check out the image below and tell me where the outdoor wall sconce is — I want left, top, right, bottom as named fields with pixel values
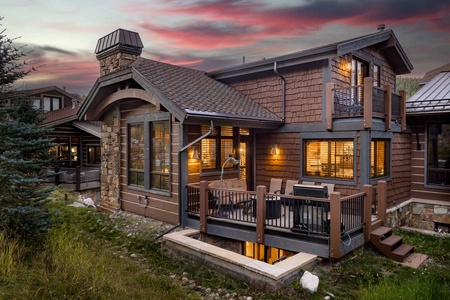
left=190, top=146, right=200, bottom=160
left=271, top=144, right=279, bottom=156
left=345, top=62, right=352, bottom=71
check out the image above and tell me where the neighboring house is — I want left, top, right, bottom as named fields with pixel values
left=406, top=68, right=450, bottom=202
left=79, top=27, right=415, bottom=260
left=22, top=86, right=101, bottom=192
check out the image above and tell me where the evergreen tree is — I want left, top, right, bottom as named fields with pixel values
left=396, top=76, right=421, bottom=99
left=0, top=17, right=54, bottom=243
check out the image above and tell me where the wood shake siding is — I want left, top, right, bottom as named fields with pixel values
left=255, top=132, right=300, bottom=187
left=229, top=62, right=324, bottom=124
left=387, top=133, right=412, bottom=207
left=113, top=100, right=179, bottom=224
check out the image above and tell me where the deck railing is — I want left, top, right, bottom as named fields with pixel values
left=186, top=181, right=388, bottom=258
left=326, top=77, right=406, bottom=131
left=42, top=165, right=101, bottom=191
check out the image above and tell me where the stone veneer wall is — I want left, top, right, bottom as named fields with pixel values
left=98, top=52, right=140, bottom=76
left=386, top=200, right=450, bottom=233
left=100, top=105, right=121, bottom=209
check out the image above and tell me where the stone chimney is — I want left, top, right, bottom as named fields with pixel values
left=95, top=28, right=144, bottom=76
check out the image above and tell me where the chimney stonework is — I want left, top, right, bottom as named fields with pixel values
left=95, top=28, right=143, bottom=77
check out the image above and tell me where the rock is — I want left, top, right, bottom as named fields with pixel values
left=83, top=197, right=96, bottom=208
left=300, top=270, right=319, bottom=293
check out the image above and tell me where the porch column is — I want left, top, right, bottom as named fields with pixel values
left=384, top=84, right=392, bottom=131
left=362, top=184, right=373, bottom=242
left=363, top=77, right=373, bottom=129
left=199, top=181, right=208, bottom=233
left=329, top=192, right=341, bottom=259
left=377, top=181, right=387, bottom=224
left=326, top=82, right=334, bottom=131
left=255, top=185, right=266, bottom=244
left=399, top=90, right=407, bottom=131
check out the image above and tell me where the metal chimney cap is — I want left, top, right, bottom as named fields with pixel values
left=377, top=24, right=386, bottom=31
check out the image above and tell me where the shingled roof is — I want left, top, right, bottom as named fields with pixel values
left=406, top=71, right=450, bottom=116
left=132, top=58, right=280, bottom=123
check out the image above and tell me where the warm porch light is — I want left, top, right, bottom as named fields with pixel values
left=271, top=144, right=279, bottom=156
left=345, top=62, right=352, bottom=71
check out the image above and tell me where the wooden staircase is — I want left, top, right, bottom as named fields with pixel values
left=370, top=226, right=414, bottom=262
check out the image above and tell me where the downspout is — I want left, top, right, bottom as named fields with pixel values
left=155, top=120, right=214, bottom=240
left=273, top=61, right=286, bottom=122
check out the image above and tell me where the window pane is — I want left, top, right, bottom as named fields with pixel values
left=201, top=138, right=216, bottom=169
left=88, top=146, right=101, bottom=164
left=221, top=139, right=234, bottom=167
left=371, top=140, right=388, bottom=178
left=305, top=140, right=353, bottom=179
left=33, top=99, right=41, bottom=109
left=221, top=126, right=233, bottom=137
left=43, top=97, right=51, bottom=112
left=427, top=124, right=450, bottom=186
left=151, top=121, right=170, bottom=190
left=129, top=123, right=144, bottom=186
left=52, top=97, right=60, bottom=110
left=373, top=65, right=380, bottom=87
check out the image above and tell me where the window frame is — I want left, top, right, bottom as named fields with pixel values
left=301, top=132, right=357, bottom=185
left=200, top=125, right=239, bottom=174
left=126, top=112, right=171, bottom=194
left=370, top=139, right=390, bottom=179
left=42, top=95, right=62, bottom=112
left=425, top=122, right=450, bottom=189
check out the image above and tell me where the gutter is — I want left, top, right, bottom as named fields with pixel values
left=273, top=61, right=286, bottom=122
left=156, top=120, right=214, bottom=240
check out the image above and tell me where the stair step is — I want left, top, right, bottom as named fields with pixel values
left=391, top=244, right=414, bottom=262
left=380, top=235, right=403, bottom=252
left=371, top=226, right=392, bottom=238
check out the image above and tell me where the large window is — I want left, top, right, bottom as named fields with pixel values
left=87, top=146, right=101, bottom=164
left=371, top=139, right=389, bottom=178
left=351, top=57, right=369, bottom=103
left=201, top=125, right=237, bottom=171
left=43, top=96, right=62, bottom=112
left=304, top=140, right=354, bottom=180
left=128, top=118, right=170, bottom=191
left=427, top=123, right=450, bottom=187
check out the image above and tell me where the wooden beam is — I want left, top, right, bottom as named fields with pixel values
left=256, top=185, right=266, bottom=244
left=384, top=85, right=392, bottom=131
left=362, top=185, right=373, bottom=242
left=199, top=181, right=208, bottom=233
left=399, top=90, right=406, bottom=131
left=326, top=82, right=334, bottom=131
left=363, top=77, right=373, bottom=129
left=329, top=192, right=341, bottom=259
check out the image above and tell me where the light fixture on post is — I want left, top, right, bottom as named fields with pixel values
left=271, top=144, right=279, bottom=156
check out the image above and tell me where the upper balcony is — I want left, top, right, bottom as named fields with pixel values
left=325, top=77, right=406, bottom=131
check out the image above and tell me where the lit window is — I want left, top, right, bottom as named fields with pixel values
left=304, top=140, right=354, bottom=180
left=127, top=119, right=170, bottom=191
left=200, top=125, right=237, bottom=171
left=371, top=140, right=389, bottom=178
left=87, top=146, right=101, bottom=164
left=427, top=123, right=450, bottom=187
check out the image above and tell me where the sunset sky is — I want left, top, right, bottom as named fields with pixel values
left=2, top=0, right=450, bottom=96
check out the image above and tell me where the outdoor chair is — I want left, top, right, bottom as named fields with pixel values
left=268, top=178, right=283, bottom=194
left=280, top=179, right=298, bottom=207
left=301, top=181, right=316, bottom=185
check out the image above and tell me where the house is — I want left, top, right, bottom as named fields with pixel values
left=79, top=27, right=414, bottom=260
left=405, top=66, right=450, bottom=232
left=21, top=86, right=101, bottom=193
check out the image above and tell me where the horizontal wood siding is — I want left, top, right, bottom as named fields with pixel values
left=117, top=101, right=179, bottom=224
left=386, top=133, right=411, bottom=207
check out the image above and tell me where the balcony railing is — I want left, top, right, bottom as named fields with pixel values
left=326, top=77, right=406, bottom=131
left=186, top=181, right=387, bottom=259
left=42, top=165, right=101, bottom=191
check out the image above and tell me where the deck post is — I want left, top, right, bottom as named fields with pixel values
left=363, top=77, right=373, bottom=129
left=399, top=90, right=406, bottom=131
left=377, top=181, right=387, bottom=225
left=199, top=181, right=208, bottom=233
left=256, top=185, right=266, bottom=244
left=384, top=84, right=392, bottom=131
left=329, top=191, right=341, bottom=259
left=326, top=82, right=334, bottom=131
left=362, top=185, right=373, bottom=242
